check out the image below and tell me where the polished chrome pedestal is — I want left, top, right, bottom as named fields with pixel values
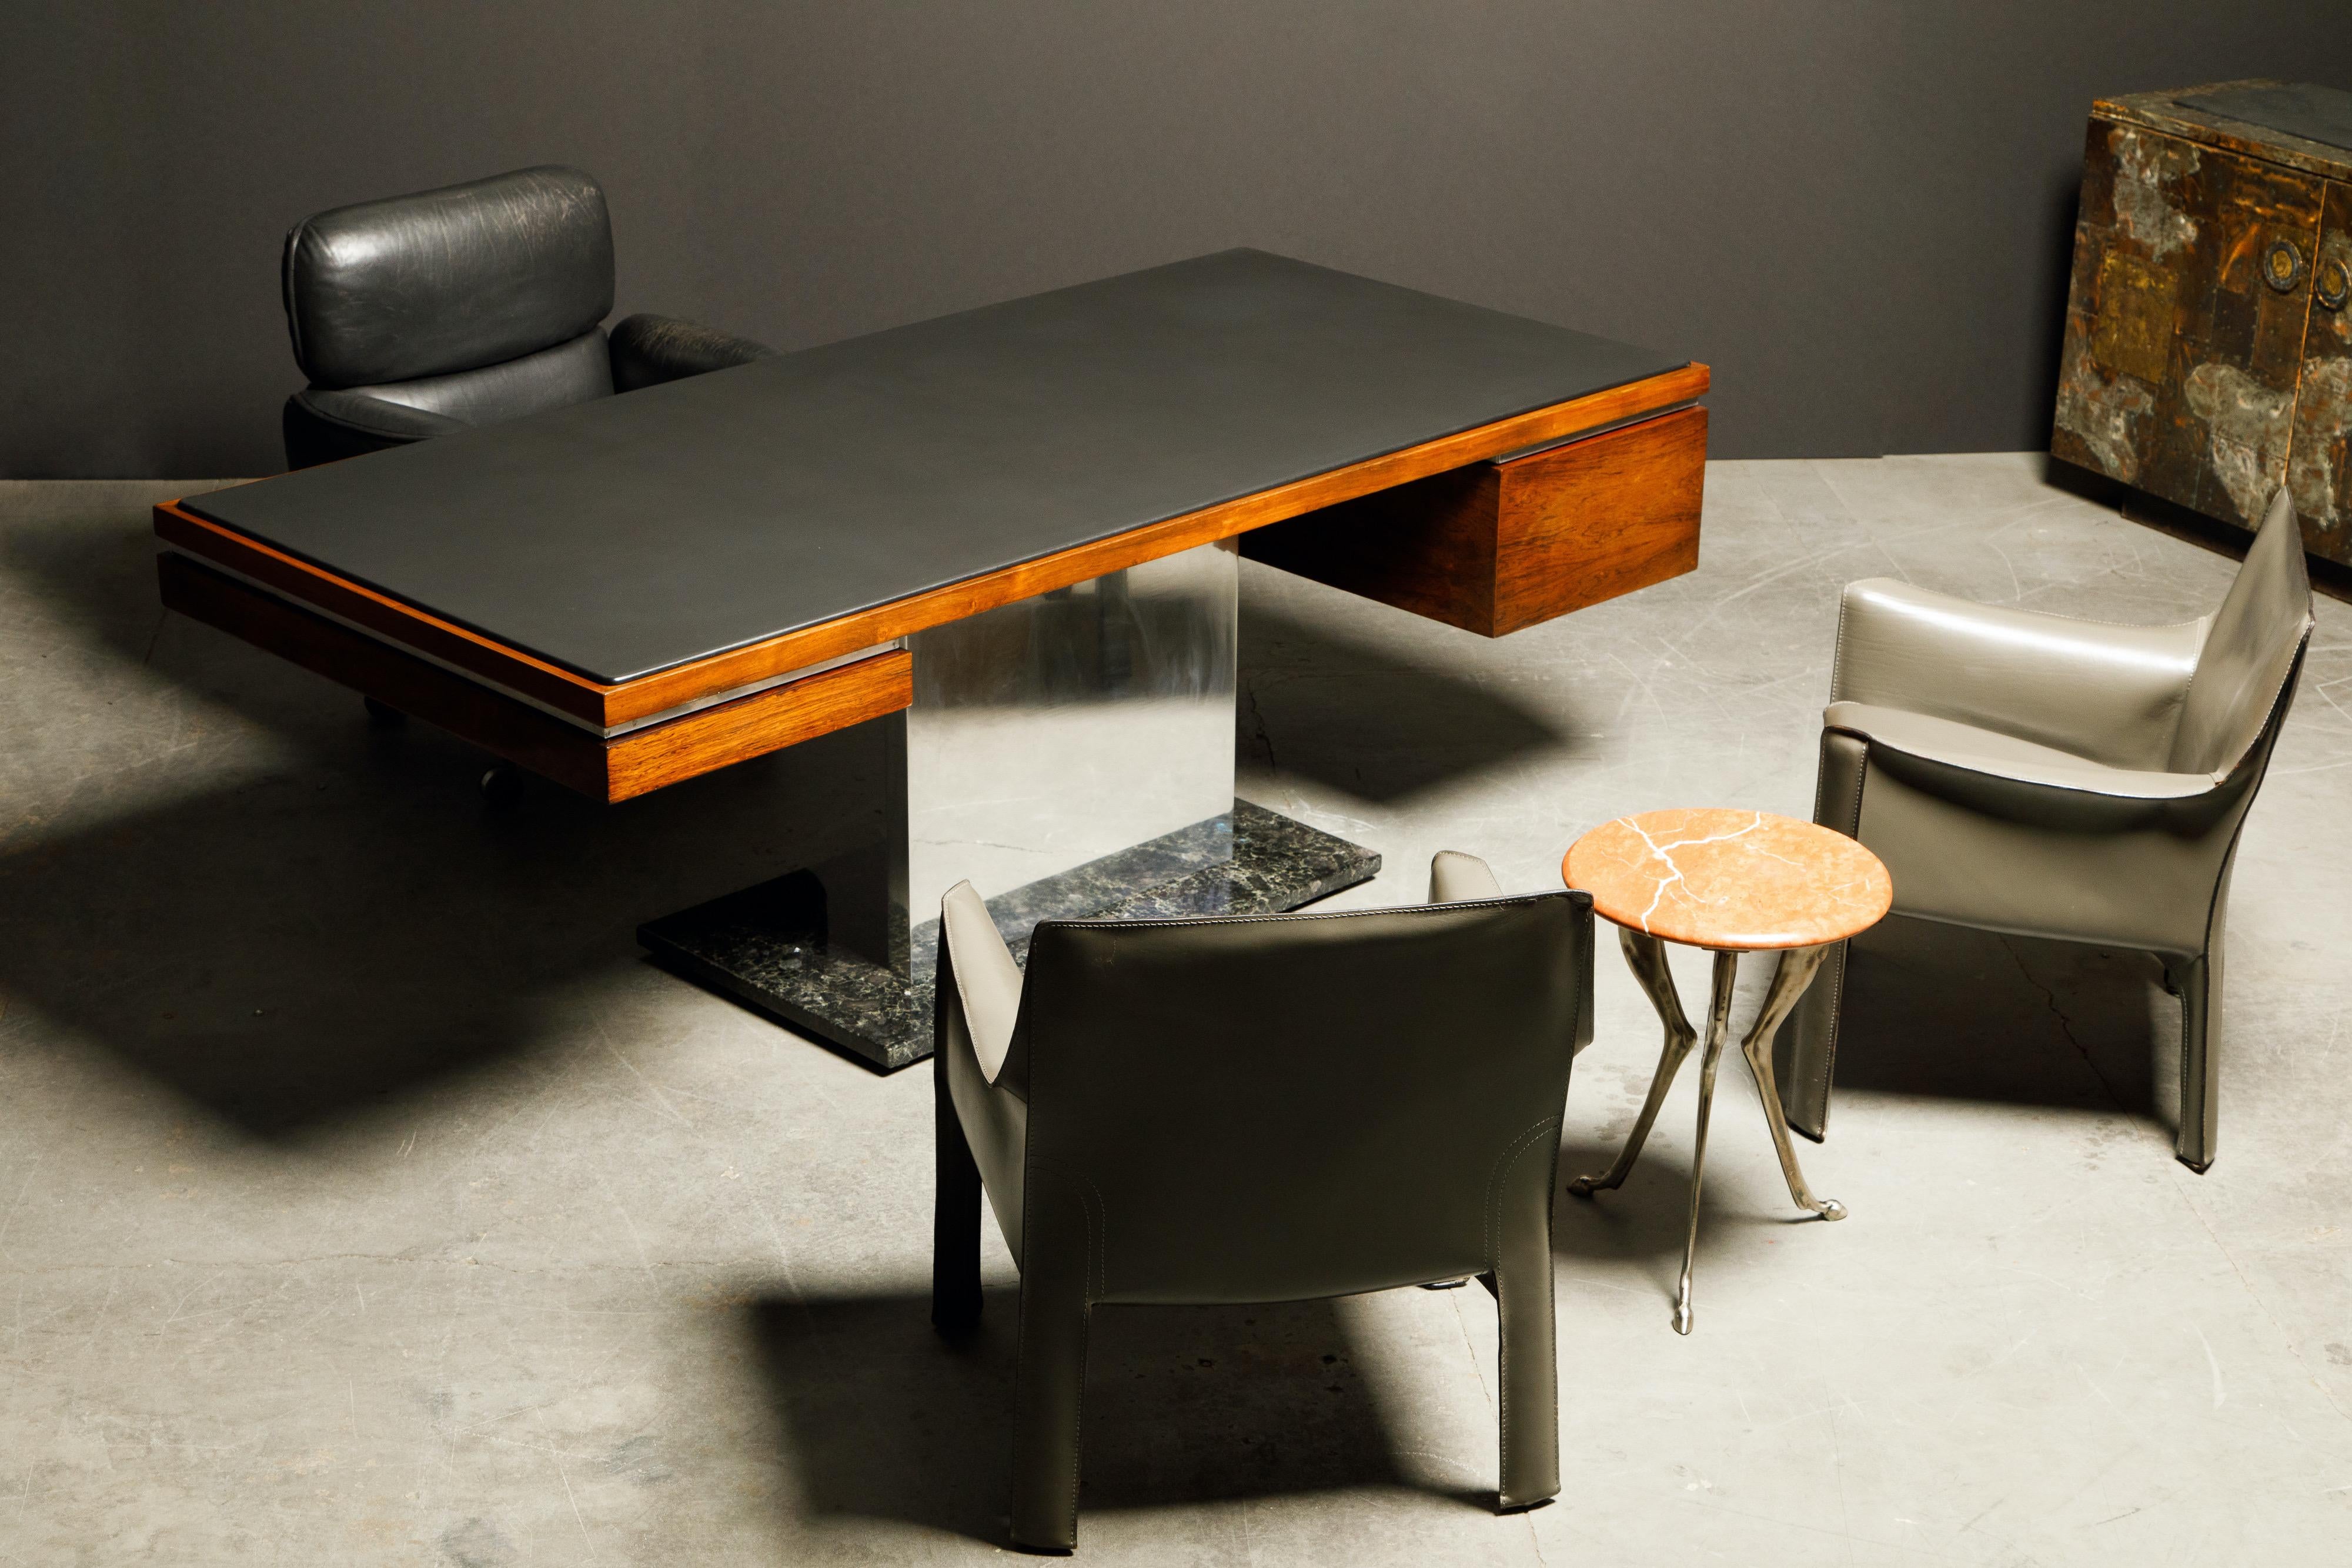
left=639, top=543, right=1381, bottom=1069
left=1571, top=932, right=1845, bottom=1334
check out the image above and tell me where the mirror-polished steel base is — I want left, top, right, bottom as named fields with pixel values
left=637, top=800, right=1379, bottom=1070
left=637, top=540, right=1392, bottom=1071
left=1571, top=932, right=1844, bottom=1335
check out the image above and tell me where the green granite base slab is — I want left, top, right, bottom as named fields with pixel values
left=637, top=800, right=1380, bottom=1071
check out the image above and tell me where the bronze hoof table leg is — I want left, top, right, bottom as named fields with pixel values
left=1573, top=932, right=1845, bottom=1335
left=1568, top=928, right=1696, bottom=1199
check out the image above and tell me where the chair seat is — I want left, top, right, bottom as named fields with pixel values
left=1824, top=701, right=2217, bottom=800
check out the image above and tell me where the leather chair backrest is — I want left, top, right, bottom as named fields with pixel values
left=282, top=165, right=616, bottom=389
left=2169, top=489, right=2315, bottom=777
left=1010, top=892, right=1592, bottom=1305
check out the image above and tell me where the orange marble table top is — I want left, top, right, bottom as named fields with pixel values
left=1562, top=808, right=1892, bottom=951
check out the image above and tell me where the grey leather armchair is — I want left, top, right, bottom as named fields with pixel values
left=1773, top=490, right=2313, bottom=1171
left=279, top=165, right=776, bottom=470
left=931, top=855, right=1593, bottom=1551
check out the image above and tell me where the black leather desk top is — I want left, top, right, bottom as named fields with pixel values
left=191, top=249, right=1688, bottom=684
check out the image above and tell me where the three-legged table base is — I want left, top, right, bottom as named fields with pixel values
left=1570, top=930, right=1845, bottom=1333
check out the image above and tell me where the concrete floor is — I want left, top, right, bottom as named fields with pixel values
left=3, top=455, right=2350, bottom=1565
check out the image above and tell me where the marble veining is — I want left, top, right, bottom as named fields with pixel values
left=1563, top=807, right=1892, bottom=949
left=637, top=800, right=1380, bottom=1069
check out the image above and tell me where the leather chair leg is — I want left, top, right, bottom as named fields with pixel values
left=2164, top=946, right=2220, bottom=1174
left=1489, top=1129, right=1561, bottom=1510
left=1011, top=1191, right=1095, bottom=1552
left=931, top=1060, right=984, bottom=1336
left=1774, top=729, right=1870, bottom=1141
left=1491, top=1259, right=1559, bottom=1510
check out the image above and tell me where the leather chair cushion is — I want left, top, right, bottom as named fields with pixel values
left=283, top=165, right=615, bottom=387
left=344, top=329, right=614, bottom=427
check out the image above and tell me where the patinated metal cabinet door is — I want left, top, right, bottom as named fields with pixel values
left=2288, top=182, right=2352, bottom=537
left=2053, top=81, right=2352, bottom=566
left=2055, top=121, right=2323, bottom=532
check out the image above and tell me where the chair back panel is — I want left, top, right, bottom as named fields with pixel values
left=1015, top=893, right=1591, bottom=1304
left=2170, top=490, right=2315, bottom=777
left=283, top=165, right=615, bottom=388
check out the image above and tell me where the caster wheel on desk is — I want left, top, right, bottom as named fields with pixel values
left=479, top=764, right=525, bottom=809
left=363, top=696, right=406, bottom=727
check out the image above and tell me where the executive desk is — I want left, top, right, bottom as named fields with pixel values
left=155, top=249, right=1707, bottom=1068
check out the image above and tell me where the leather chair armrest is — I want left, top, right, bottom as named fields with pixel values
left=1831, top=579, right=2208, bottom=771
left=609, top=312, right=777, bottom=392
left=1428, top=850, right=1503, bottom=903
left=941, top=881, right=1024, bottom=1086
left=282, top=388, right=465, bottom=470
left=1828, top=703, right=2221, bottom=800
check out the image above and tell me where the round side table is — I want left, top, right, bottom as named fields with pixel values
left=1562, top=808, right=1892, bottom=1335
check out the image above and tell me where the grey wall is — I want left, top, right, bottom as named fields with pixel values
left=1, top=2, right=2335, bottom=477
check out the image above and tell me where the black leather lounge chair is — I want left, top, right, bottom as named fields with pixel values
left=931, top=852, right=1595, bottom=1551
left=278, top=165, right=775, bottom=470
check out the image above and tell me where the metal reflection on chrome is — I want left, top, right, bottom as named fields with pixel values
left=824, top=540, right=1240, bottom=974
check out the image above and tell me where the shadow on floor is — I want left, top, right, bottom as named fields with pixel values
left=1548, top=1132, right=1843, bottom=1323
left=1830, top=915, right=2170, bottom=1124
left=1, top=483, right=908, bottom=1137
left=0, top=701, right=896, bottom=1140
left=743, top=1288, right=1485, bottom=1546
left=1548, top=912, right=2179, bottom=1309
left=1238, top=601, right=1576, bottom=804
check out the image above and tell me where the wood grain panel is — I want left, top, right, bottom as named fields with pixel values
left=157, top=553, right=911, bottom=801
left=601, top=657, right=912, bottom=800
left=156, top=362, right=1707, bottom=721
left=1491, top=406, right=1707, bottom=632
left=1240, top=406, right=1708, bottom=636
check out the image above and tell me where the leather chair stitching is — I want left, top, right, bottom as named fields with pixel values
left=1020, top=1157, right=1106, bottom=1303
left=1051, top=892, right=1583, bottom=937
left=1482, top=1119, right=1563, bottom=1267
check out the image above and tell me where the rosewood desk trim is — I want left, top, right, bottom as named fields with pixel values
left=155, top=360, right=1707, bottom=802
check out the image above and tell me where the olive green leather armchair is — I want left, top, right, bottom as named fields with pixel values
left=1772, top=489, right=2313, bottom=1171
left=930, top=855, right=1593, bottom=1551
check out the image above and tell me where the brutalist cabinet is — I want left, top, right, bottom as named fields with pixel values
left=2054, top=80, right=2352, bottom=564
